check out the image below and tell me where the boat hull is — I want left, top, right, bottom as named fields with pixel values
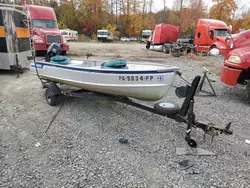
left=30, top=60, right=179, bottom=101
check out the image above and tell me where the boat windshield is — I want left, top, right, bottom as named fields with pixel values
left=32, top=20, right=58, bottom=28
left=215, top=29, right=229, bottom=37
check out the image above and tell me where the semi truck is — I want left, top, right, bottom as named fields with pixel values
left=146, top=23, right=194, bottom=54
left=25, top=5, right=69, bottom=55
left=220, top=28, right=250, bottom=100
left=97, top=30, right=113, bottom=42
left=194, top=19, right=229, bottom=54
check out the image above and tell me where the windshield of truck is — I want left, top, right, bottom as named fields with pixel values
left=215, top=29, right=229, bottom=37
left=32, top=20, right=58, bottom=28
left=97, top=31, right=108, bottom=36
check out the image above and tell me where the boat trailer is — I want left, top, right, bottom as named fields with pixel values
left=42, top=75, right=233, bottom=148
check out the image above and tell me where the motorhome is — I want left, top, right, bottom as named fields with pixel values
left=141, top=30, right=153, bottom=43
left=97, top=30, right=113, bottom=42
left=60, top=29, right=78, bottom=41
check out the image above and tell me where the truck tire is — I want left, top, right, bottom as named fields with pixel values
left=61, top=51, right=67, bottom=55
left=163, top=46, right=169, bottom=54
left=246, top=81, right=250, bottom=101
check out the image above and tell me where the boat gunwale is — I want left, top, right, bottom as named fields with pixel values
left=34, top=60, right=179, bottom=74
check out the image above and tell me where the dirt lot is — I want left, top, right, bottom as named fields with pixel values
left=0, top=42, right=250, bottom=188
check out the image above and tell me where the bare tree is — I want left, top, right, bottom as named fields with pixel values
left=163, top=0, right=166, bottom=11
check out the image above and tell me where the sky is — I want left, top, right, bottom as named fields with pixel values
left=152, top=0, right=213, bottom=12
left=152, top=0, right=250, bottom=15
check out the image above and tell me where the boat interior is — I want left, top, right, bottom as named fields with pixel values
left=38, top=55, right=178, bottom=71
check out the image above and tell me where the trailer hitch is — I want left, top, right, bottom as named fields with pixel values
left=180, top=99, right=233, bottom=147
left=174, top=74, right=233, bottom=147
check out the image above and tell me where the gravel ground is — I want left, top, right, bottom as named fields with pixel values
left=0, top=42, right=249, bottom=188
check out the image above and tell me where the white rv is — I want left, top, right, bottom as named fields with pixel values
left=141, top=30, right=153, bottom=43
left=60, top=29, right=78, bottom=41
left=97, top=30, right=113, bottom=42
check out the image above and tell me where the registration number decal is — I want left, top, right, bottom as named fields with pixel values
left=119, top=76, right=153, bottom=81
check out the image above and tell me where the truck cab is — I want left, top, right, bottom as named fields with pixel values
left=26, top=5, right=69, bottom=55
left=194, top=19, right=229, bottom=54
left=220, top=29, right=250, bottom=99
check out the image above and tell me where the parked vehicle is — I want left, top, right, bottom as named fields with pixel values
left=141, top=30, right=153, bottom=43
left=120, top=37, right=130, bottom=42
left=194, top=19, right=229, bottom=54
left=60, top=29, right=78, bottom=41
left=97, top=30, right=113, bottom=42
left=129, top=37, right=138, bottom=42
left=0, top=4, right=31, bottom=70
left=25, top=4, right=69, bottom=55
left=220, top=28, right=250, bottom=100
left=146, top=23, right=194, bottom=54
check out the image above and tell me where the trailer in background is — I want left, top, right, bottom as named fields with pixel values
left=0, top=4, right=31, bottom=70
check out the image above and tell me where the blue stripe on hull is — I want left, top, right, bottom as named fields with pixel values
left=32, top=62, right=176, bottom=74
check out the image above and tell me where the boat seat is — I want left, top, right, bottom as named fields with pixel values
left=101, top=59, right=128, bottom=69
left=50, top=55, right=69, bottom=65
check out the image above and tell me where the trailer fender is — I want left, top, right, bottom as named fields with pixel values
left=43, top=82, right=61, bottom=96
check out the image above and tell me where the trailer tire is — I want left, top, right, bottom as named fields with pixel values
left=246, top=81, right=250, bottom=101
left=154, top=102, right=180, bottom=117
left=45, top=88, right=58, bottom=106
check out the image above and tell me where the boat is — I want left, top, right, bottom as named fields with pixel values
left=30, top=58, right=179, bottom=101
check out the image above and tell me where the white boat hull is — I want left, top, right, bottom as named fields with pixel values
left=30, top=60, right=179, bottom=101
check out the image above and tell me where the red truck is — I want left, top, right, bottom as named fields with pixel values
left=194, top=19, right=229, bottom=54
left=146, top=23, right=180, bottom=51
left=25, top=5, right=69, bottom=55
left=146, top=23, right=194, bottom=54
left=220, top=29, right=250, bottom=99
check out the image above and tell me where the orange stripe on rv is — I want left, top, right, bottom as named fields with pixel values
left=16, top=28, right=30, bottom=38
left=0, top=27, right=5, bottom=37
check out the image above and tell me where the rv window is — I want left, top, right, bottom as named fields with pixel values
left=198, top=32, right=201, bottom=38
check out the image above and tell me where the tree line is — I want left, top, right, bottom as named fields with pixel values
left=1, top=0, right=250, bottom=37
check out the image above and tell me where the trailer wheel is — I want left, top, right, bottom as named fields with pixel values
left=154, top=102, right=180, bottom=117
left=45, top=88, right=58, bottom=106
left=246, top=81, right=250, bottom=101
